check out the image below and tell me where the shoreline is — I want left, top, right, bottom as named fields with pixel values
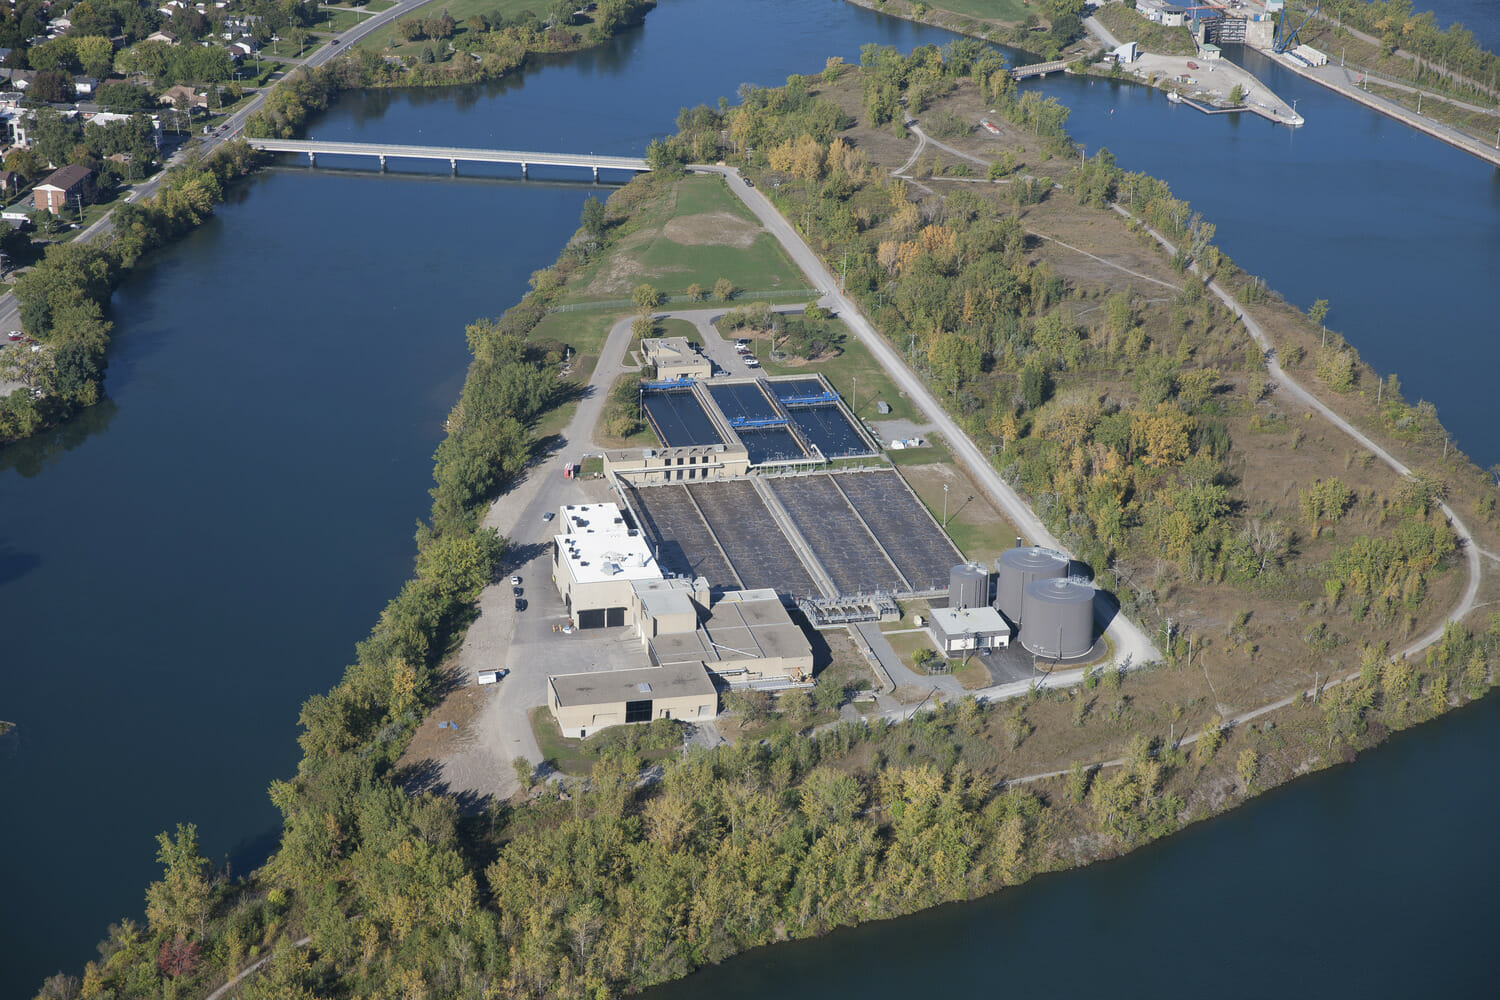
left=1270, top=52, right=1500, bottom=168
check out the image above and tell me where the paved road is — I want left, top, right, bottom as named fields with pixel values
left=693, top=165, right=1163, bottom=671
left=437, top=308, right=644, bottom=802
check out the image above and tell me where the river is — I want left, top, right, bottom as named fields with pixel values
left=1, top=0, right=1496, bottom=994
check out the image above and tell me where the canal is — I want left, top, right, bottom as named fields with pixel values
left=1, top=0, right=1496, bottom=994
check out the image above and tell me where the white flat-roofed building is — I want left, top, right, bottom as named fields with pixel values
left=551, top=503, right=663, bottom=628
left=548, top=663, right=717, bottom=738
left=929, top=605, right=1014, bottom=655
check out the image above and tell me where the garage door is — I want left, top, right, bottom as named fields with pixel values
left=577, top=608, right=606, bottom=629
left=606, top=606, right=626, bottom=627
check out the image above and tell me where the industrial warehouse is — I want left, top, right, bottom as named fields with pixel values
left=541, top=372, right=1104, bottom=737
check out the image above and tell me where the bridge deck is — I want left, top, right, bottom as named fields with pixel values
left=245, top=138, right=650, bottom=171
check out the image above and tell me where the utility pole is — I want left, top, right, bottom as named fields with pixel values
left=943, top=482, right=949, bottom=527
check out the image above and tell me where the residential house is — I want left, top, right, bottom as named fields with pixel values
left=34, top=164, right=96, bottom=214
left=146, top=30, right=179, bottom=45
left=0, top=170, right=18, bottom=196
left=158, top=84, right=208, bottom=110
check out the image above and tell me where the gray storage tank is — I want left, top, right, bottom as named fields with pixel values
left=1020, top=578, right=1095, bottom=659
left=949, top=563, right=989, bottom=610
left=995, top=546, right=1069, bottom=623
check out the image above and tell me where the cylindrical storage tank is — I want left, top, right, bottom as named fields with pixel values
left=949, top=563, right=989, bottom=610
left=995, top=547, right=1068, bottom=623
left=1020, top=578, right=1095, bottom=659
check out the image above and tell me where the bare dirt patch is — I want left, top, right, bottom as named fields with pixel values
left=662, top=211, right=763, bottom=248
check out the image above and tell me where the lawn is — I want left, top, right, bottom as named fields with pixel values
left=358, top=0, right=547, bottom=52
left=925, top=0, right=1031, bottom=23
left=654, top=317, right=699, bottom=341
left=564, top=175, right=806, bottom=301
left=529, top=707, right=594, bottom=776
left=314, top=8, right=378, bottom=32
left=900, top=457, right=1018, bottom=566
left=527, top=310, right=621, bottom=439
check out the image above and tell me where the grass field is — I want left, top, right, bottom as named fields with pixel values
left=654, top=317, right=699, bottom=341
left=901, top=458, right=1018, bottom=566
left=357, top=0, right=547, bottom=52
left=314, top=8, right=378, bottom=32
left=922, top=0, right=1031, bottom=23
left=566, top=175, right=805, bottom=300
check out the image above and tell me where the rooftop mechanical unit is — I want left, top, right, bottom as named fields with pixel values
left=995, top=546, right=1068, bottom=623
left=1020, top=578, right=1095, bottom=660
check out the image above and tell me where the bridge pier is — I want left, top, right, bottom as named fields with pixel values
left=450, top=158, right=457, bottom=175
left=307, top=151, right=316, bottom=167
left=521, top=162, right=528, bottom=179
left=592, top=164, right=598, bottom=181
left=378, top=154, right=386, bottom=171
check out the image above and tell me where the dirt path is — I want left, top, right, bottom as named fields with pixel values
left=204, top=937, right=312, bottom=1000
left=1110, top=201, right=1484, bottom=658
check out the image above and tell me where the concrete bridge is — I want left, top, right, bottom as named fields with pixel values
left=244, top=138, right=650, bottom=179
left=1009, top=59, right=1070, bottom=80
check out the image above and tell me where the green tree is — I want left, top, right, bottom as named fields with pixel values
left=712, top=277, right=736, bottom=301
left=1228, top=83, right=1245, bottom=104
left=144, top=823, right=212, bottom=937
left=632, top=282, right=664, bottom=316
left=579, top=195, right=606, bottom=235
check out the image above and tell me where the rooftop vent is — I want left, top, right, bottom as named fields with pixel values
left=637, top=682, right=652, bottom=693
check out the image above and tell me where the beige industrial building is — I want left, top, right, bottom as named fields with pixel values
left=644, top=585, right=814, bottom=686
left=551, top=502, right=664, bottom=629
left=929, top=605, right=1014, bottom=655
left=548, top=663, right=717, bottom=738
left=602, top=443, right=750, bottom=485
left=641, top=337, right=712, bottom=380
left=545, top=577, right=815, bottom=737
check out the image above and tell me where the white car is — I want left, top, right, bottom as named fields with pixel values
left=510, top=575, right=521, bottom=586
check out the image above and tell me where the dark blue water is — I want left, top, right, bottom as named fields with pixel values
left=3, top=0, right=1499, bottom=994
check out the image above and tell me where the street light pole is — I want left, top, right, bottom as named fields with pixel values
left=943, top=482, right=949, bottom=527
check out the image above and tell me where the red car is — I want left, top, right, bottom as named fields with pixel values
left=6, top=331, right=21, bottom=341
left=1186, top=61, right=1199, bottom=70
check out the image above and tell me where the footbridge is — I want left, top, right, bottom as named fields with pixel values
left=244, top=138, right=650, bottom=179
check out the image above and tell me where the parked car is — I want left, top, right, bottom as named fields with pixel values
left=6, top=331, right=21, bottom=341
left=510, top=575, right=521, bottom=586
left=542, top=511, right=555, bottom=522
left=744, top=178, right=754, bottom=187
left=512, top=586, right=523, bottom=597
left=744, top=357, right=760, bottom=368
left=514, top=598, right=527, bottom=612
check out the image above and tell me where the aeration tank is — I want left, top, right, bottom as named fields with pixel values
left=1020, top=578, right=1095, bottom=659
left=995, top=546, right=1068, bottom=623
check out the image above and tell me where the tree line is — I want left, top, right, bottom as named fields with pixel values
left=0, top=141, right=261, bottom=444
